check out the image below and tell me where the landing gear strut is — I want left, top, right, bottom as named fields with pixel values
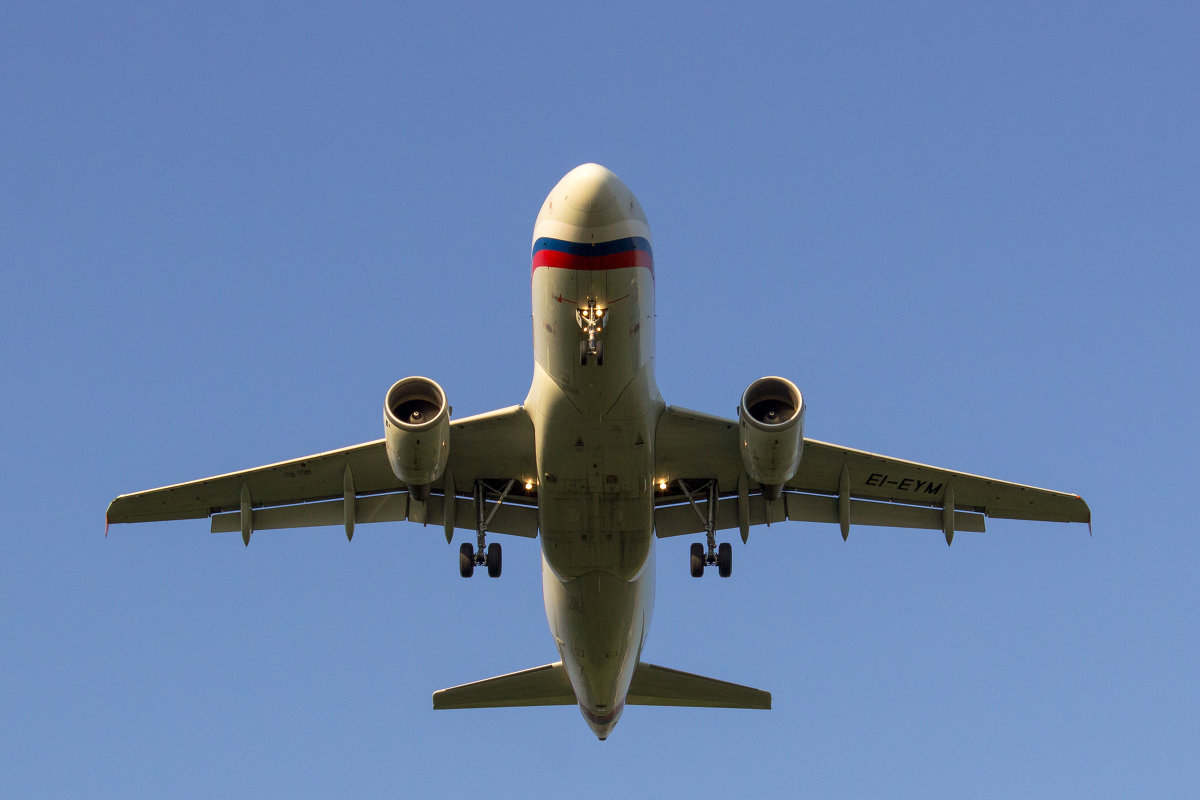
left=458, top=479, right=514, bottom=579
left=678, top=479, right=732, bottom=578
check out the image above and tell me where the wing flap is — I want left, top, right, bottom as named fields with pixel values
left=784, top=492, right=986, bottom=533
left=627, top=662, right=771, bottom=709
left=654, top=493, right=784, bottom=537
left=654, top=492, right=983, bottom=537
left=208, top=492, right=540, bottom=537
left=410, top=494, right=539, bottom=538
left=209, top=493, right=409, bottom=533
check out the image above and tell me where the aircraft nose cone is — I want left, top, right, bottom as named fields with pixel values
left=562, top=163, right=622, bottom=214
left=535, top=163, right=650, bottom=239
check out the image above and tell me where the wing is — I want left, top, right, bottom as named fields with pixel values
left=653, top=406, right=1090, bottom=542
left=107, top=405, right=538, bottom=540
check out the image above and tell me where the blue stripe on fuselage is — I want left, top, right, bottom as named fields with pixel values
left=532, top=236, right=652, bottom=257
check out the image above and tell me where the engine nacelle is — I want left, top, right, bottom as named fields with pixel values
left=739, top=376, right=805, bottom=500
left=384, top=376, right=450, bottom=500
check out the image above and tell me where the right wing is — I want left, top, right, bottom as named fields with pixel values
left=107, top=405, right=538, bottom=540
left=653, top=405, right=1090, bottom=541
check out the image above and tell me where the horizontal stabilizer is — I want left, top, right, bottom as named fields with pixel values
left=627, top=662, right=771, bottom=709
left=433, top=662, right=575, bottom=710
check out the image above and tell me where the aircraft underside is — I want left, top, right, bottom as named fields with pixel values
left=106, top=163, right=1090, bottom=739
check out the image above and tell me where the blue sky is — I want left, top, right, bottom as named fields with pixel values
left=2, top=1, right=1197, bottom=797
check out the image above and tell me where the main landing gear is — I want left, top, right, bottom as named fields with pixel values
left=459, top=541, right=501, bottom=578
left=677, top=479, right=732, bottom=578
left=689, top=541, right=732, bottom=578
left=458, top=479, right=513, bottom=579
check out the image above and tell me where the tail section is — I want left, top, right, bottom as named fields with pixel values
left=628, top=662, right=771, bottom=709
left=432, top=660, right=770, bottom=711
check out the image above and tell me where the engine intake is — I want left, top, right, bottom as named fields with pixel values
left=384, top=376, right=450, bottom=499
left=739, top=376, right=805, bottom=500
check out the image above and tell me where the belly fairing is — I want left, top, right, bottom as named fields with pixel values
left=527, top=261, right=661, bottom=582
left=529, top=365, right=659, bottom=581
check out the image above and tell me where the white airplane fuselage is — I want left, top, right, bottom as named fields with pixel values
left=105, top=163, right=1092, bottom=742
left=523, top=164, right=662, bottom=738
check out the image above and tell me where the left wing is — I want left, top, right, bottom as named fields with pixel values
left=653, top=406, right=1090, bottom=541
left=107, top=405, right=538, bottom=540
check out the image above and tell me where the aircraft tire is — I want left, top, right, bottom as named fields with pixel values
left=689, top=543, right=705, bottom=578
left=486, top=542, right=502, bottom=578
left=717, top=542, right=732, bottom=578
left=459, top=543, right=475, bottom=578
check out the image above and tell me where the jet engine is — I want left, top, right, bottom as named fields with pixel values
left=384, top=376, right=450, bottom=500
left=738, top=376, right=805, bottom=500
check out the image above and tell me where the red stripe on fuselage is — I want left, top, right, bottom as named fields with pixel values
left=531, top=249, right=653, bottom=274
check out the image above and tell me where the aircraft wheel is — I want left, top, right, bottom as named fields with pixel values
left=486, top=542, right=502, bottom=578
left=459, top=542, right=475, bottom=578
left=717, top=542, right=732, bottom=578
left=689, top=542, right=705, bottom=578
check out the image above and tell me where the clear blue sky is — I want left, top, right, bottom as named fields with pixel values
left=3, top=2, right=1197, bottom=797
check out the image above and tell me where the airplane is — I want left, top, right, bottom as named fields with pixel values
left=107, top=163, right=1091, bottom=739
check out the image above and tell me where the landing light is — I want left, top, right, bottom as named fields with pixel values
left=524, top=481, right=533, bottom=491
left=658, top=480, right=667, bottom=491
